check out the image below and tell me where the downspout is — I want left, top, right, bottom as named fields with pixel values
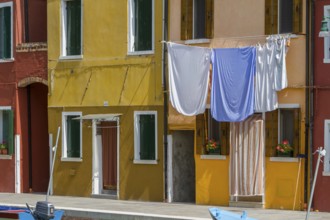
left=305, top=0, right=315, bottom=206
left=162, top=0, right=169, bottom=201
left=24, top=0, right=29, bottom=42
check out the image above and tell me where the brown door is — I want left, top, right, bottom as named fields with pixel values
left=101, top=121, right=117, bottom=191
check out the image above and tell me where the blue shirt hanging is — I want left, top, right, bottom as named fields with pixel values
left=211, top=47, right=256, bottom=122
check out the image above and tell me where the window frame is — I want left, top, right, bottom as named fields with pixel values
left=60, top=0, right=83, bottom=60
left=0, top=106, right=14, bottom=156
left=181, top=0, right=213, bottom=41
left=277, top=104, right=300, bottom=157
left=323, top=5, right=330, bottom=63
left=128, top=0, right=155, bottom=55
left=0, top=1, right=13, bottom=62
left=61, top=112, right=83, bottom=162
left=133, top=111, right=158, bottom=164
left=323, top=120, right=330, bottom=175
left=265, top=0, right=302, bottom=35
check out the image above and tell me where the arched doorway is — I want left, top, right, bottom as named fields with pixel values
left=18, top=78, right=49, bottom=193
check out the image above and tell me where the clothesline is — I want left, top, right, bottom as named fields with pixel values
left=167, top=36, right=289, bottom=122
left=160, top=33, right=299, bottom=45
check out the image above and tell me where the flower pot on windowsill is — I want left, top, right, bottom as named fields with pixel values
left=0, top=148, right=8, bottom=155
left=276, top=151, right=293, bottom=157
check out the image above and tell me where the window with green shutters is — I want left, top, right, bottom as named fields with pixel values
left=0, top=3, right=12, bottom=60
left=62, top=112, right=82, bottom=159
left=0, top=109, right=14, bottom=155
left=181, top=0, right=214, bottom=40
left=265, top=0, right=302, bottom=35
left=134, top=111, right=157, bottom=163
left=62, top=0, right=82, bottom=56
left=129, top=0, right=153, bottom=53
left=265, top=108, right=300, bottom=157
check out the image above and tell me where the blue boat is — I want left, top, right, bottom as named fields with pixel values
left=209, top=207, right=258, bottom=220
left=0, top=205, right=64, bottom=220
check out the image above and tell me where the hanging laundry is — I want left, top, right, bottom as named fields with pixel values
left=271, top=35, right=288, bottom=91
left=211, top=47, right=256, bottom=122
left=167, top=42, right=211, bottom=116
left=254, top=41, right=278, bottom=112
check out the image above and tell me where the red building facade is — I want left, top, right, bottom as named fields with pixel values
left=313, top=0, right=330, bottom=212
left=0, top=0, right=48, bottom=193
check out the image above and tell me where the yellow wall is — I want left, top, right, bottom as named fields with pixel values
left=195, top=156, right=230, bottom=206
left=47, top=0, right=164, bottom=200
left=168, top=0, right=307, bottom=209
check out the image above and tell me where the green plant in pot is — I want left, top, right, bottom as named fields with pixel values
left=206, top=139, right=220, bottom=155
left=0, top=142, right=8, bottom=155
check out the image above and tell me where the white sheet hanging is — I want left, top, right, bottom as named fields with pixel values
left=254, top=42, right=278, bottom=112
left=272, top=35, right=288, bottom=91
left=167, top=42, right=211, bottom=116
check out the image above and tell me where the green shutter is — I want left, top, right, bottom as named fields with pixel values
left=67, top=116, right=81, bottom=158
left=265, top=110, right=278, bottom=157
left=66, top=0, right=81, bottom=55
left=3, top=110, right=14, bottom=155
left=195, top=113, right=205, bottom=155
left=220, top=122, right=230, bottom=155
left=293, top=108, right=300, bottom=156
left=139, top=115, right=155, bottom=160
left=265, top=0, right=278, bottom=35
left=293, top=0, right=302, bottom=33
left=205, top=0, right=213, bottom=39
left=0, top=6, right=11, bottom=59
left=181, top=0, right=193, bottom=40
left=135, top=0, right=152, bottom=51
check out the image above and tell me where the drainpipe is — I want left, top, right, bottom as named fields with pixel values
left=24, top=0, right=29, bottom=42
left=162, top=0, right=169, bottom=202
left=305, top=0, right=315, bottom=206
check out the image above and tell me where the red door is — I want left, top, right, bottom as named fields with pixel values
left=101, top=121, right=117, bottom=191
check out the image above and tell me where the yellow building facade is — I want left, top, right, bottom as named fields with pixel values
left=47, top=0, right=165, bottom=201
left=168, top=0, right=307, bottom=210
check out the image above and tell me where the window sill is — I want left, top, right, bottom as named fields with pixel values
left=200, top=155, right=226, bottom=160
left=323, top=58, right=330, bottom=64
left=269, top=157, right=298, bottom=162
left=133, top=159, right=158, bottom=165
left=184, top=39, right=211, bottom=45
left=0, top=58, right=15, bottom=63
left=322, top=172, right=330, bottom=176
left=0, top=155, right=12, bottom=160
left=59, top=55, right=83, bottom=61
left=127, top=50, right=154, bottom=56
left=61, top=157, right=82, bottom=162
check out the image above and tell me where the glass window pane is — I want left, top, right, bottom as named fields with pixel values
left=66, top=115, right=80, bottom=158
left=193, top=0, right=206, bottom=39
left=280, top=109, right=294, bottom=145
left=133, top=0, right=152, bottom=51
left=0, top=6, right=11, bottom=59
left=279, top=0, right=293, bottom=33
left=66, top=0, right=81, bottom=55
left=139, top=114, right=155, bottom=160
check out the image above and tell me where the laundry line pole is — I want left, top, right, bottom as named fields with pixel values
left=305, top=147, right=326, bottom=220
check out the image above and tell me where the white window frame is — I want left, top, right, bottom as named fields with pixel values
left=323, top=120, right=330, bottom=175
left=60, top=0, right=83, bottom=60
left=0, top=2, right=14, bottom=62
left=133, top=111, right=158, bottom=164
left=128, top=0, right=154, bottom=55
left=62, top=112, right=82, bottom=162
left=323, top=5, right=330, bottom=63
